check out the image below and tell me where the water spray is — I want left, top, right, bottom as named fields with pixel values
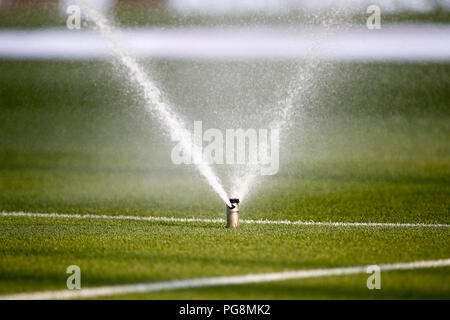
left=78, top=1, right=231, bottom=208
left=77, top=1, right=335, bottom=217
left=226, top=198, right=240, bottom=228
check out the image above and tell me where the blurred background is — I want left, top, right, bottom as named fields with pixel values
left=0, top=0, right=449, bottom=27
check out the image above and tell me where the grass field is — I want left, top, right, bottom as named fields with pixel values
left=0, top=60, right=449, bottom=299
left=0, top=5, right=449, bottom=29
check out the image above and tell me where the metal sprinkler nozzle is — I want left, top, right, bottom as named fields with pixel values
left=226, top=198, right=239, bottom=228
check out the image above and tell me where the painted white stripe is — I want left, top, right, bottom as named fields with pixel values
left=0, top=25, right=449, bottom=61
left=1, top=258, right=449, bottom=300
left=1, top=212, right=449, bottom=228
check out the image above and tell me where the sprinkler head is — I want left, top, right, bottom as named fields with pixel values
left=226, top=198, right=239, bottom=228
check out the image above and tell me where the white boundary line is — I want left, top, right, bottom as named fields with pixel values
left=1, top=212, right=449, bottom=228
left=1, top=25, right=450, bottom=61
left=1, top=258, right=449, bottom=300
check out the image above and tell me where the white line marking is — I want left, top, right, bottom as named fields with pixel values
left=1, top=25, right=450, bottom=61
left=1, top=212, right=449, bottom=228
left=1, top=259, right=449, bottom=300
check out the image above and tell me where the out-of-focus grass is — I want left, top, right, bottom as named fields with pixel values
left=0, top=5, right=448, bottom=29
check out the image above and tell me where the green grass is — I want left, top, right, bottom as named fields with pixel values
left=0, top=60, right=449, bottom=298
left=0, top=216, right=448, bottom=299
left=0, top=6, right=448, bottom=29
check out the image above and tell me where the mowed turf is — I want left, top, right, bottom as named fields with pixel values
left=0, top=216, right=449, bottom=299
left=0, top=60, right=449, bottom=298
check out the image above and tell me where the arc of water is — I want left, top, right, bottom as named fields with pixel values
left=230, top=51, right=326, bottom=202
left=232, top=13, right=349, bottom=202
left=78, top=2, right=231, bottom=207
